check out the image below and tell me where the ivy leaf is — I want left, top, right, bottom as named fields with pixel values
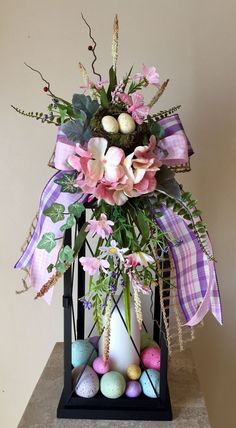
left=60, top=215, right=75, bottom=231
left=72, top=94, right=99, bottom=119
left=37, top=233, right=56, bottom=253
left=55, top=173, right=78, bottom=194
left=55, top=261, right=67, bottom=274
left=58, top=104, right=67, bottom=124
left=47, top=263, right=54, bottom=273
left=58, top=245, right=74, bottom=263
left=43, top=203, right=65, bottom=223
left=68, top=201, right=85, bottom=218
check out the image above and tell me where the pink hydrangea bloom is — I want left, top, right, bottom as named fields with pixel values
left=133, top=64, right=160, bottom=87
left=79, top=256, right=110, bottom=276
left=85, top=213, right=114, bottom=239
left=125, top=252, right=155, bottom=269
left=68, top=138, right=125, bottom=187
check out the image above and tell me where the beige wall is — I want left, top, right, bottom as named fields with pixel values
left=1, top=1, right=236, bottom=427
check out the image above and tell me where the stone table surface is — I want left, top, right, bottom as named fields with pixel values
left=18, top=343, right=211, bottom=428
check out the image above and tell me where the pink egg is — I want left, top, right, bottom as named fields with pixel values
left=92, top=356, right=111, bottom=374
left=141, top=346, right=161, bottom=370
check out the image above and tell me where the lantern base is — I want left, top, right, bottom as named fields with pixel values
left=57, top=387, right=172, bottom=421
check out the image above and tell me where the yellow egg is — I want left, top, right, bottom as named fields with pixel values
left=127, top=364, right=141, bottom=380
left=101, top=115, right=119, bottom=133
left=118, top=113, right=136, bottom=134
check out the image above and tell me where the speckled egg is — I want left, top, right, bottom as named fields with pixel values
left=72, top=365, right=99, bottom=398
left=88, top=336, right=100, bottom=350
left=100, top=371, right=126, bottom=399
left=117, top=113, right=136, bottom=134
left=141, top=346, right=161, bottom=370
left=125, top=381, right=142, bottom=398
left=71, top=339, right=97, bottom=368
left=93, top=356, right=111, bottom=374
left=141, top=331, right=159, bottom=351
left=139, top=369, right=160, bottom=398
left=127, top=364, right=141, bottom=380
left=102, top=115, right=119, bottom=133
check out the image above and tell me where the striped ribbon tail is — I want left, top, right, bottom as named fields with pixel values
left=156, top=205, right=223, bottom=326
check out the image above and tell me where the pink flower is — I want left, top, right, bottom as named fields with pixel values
left=128, top=271, right=151, bottom=295
left=134, top=64, right=160, bottom=87
left=133, top=136, right=162, bottom=171
left=118, top=92, right=132, bottom=105
left=127, top=93, right=150, bottom=124
left=125, top=252, right=155, bottom=269
left=68, top=138, right=125, bottom=187
left=80, top=79, right=108, bottom=91
left=85, top=213, right=114, bottom=239
left=79, top=256, right=110, bottom=276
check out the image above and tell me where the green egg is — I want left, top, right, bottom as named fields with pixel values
left=100, top=371, right=126, bottom=399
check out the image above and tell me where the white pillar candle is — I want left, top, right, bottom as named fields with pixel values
left=99, top=301, right=140, bottom=375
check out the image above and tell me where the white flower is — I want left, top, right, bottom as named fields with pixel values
left=99, top=240, right=129, bottom=262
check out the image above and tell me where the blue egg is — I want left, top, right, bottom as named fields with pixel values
left=139, top=369, right=160, bottom=398
left=71, top=340, right=97, bottom=368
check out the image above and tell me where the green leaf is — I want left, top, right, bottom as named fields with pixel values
left=68, top=201, right=85, bottom=218
left=107, top=66, right=117, bottom=100
left=156, top=166, right=181, bottom=199
left=58, top=105, right=67, bottom=124
left=72, top=94, right=99, bottom=119
left=61, top=117, right=92, bottom=143
left=55, top=173, right=78, bottom=194
left=47, top=263, right=54, bottom=273
left=100, top=87, right=110, bottom=108
left=192, top=209, right=202, bottom=217
left=60, top=214, right=75, bottom=231
left=37, top=233, right=56, bottom=253
left=55, top=261, right=67, bottom=274
left=73, top=223, right=87, bottom=255
left=181, top=191, right=192, bottom=201
left=43, top=203, right=65, bottom=223
left=58, top=245, right=74, bottom=263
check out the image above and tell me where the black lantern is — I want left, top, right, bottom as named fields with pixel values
left=57, top=207, right=172, bottom=421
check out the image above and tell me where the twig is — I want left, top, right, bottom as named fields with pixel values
left=81, top=13, right=102, bottom=80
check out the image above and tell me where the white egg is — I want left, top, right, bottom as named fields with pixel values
left=101, top=115, right=119, bottom=133
left=118, top=113, right=136, bottom=134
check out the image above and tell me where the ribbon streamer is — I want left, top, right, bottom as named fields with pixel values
left=156, top=205, right=222, bottom=326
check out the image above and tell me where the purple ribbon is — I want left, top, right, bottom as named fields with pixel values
left=156, top=205, right=222, bottom=326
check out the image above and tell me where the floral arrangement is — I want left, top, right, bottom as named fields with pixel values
left=14, top=14, right=222, bottom=349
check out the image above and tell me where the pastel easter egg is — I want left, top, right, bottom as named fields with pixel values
left=102, top=115, right=119, bottom=133
left=141, top=331, right=159, bottom=351
left=93, top=356, right=111, bottom=374
left=127, top=364, right=141, bottom=380
left=141, top=346, right=161, bottom=370
left=88, top=336, right=100, bottom=350
left=139, top=369, right=160, bottom=398
left=125, top=381, right=142, bottom=398
left=100, top=371, right=126, bottom=399
left=71, top=339, right=97, bottom=368
left=118, top=113, right=136, bottom=134
left=72, top=365, right=99, bottom=398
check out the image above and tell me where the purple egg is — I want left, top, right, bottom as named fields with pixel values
left=93, top=356, right=111, bottom=374
left=88, top=336, right=100, bottom=350
left=125, top=380, right=142, bottom=398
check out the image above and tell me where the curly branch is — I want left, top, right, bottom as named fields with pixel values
left=81, top=13, right=102, bottom=80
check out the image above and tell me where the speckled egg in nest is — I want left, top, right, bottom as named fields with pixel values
left=90, top=107, right=151, bottom=152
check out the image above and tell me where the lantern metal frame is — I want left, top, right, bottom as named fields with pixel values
left=57, top=209, right=172, bottom=421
